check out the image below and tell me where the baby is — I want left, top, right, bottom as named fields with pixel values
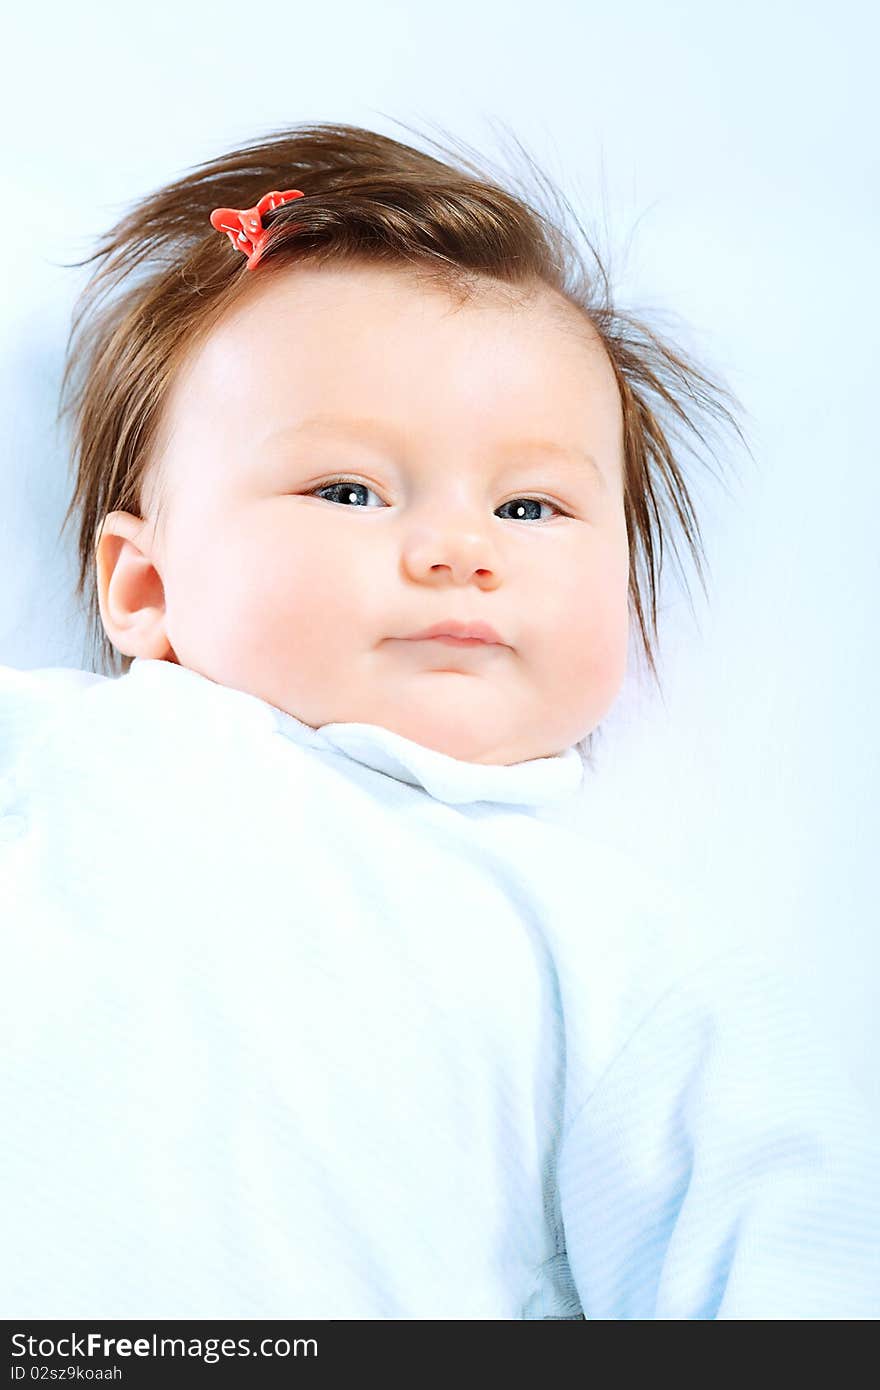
left=2, top=121, right=878, bottom=1320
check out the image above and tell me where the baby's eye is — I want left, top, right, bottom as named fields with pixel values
left=309, top=478, right=567, bottom=521
left=496, top=497, right=566, bottom=522
left=310, top=479, right=383, bottom=508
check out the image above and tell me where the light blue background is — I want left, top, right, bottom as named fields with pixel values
left=1, top=1, right=877, bottom=1108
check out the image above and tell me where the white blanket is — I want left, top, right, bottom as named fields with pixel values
left=2, top=658, right=878, bottom=1318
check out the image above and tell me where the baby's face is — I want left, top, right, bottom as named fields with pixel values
left=101, top=263, right=629, bottom=764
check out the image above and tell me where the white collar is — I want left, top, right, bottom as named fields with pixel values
left=128, top=658, right=585, bottom=810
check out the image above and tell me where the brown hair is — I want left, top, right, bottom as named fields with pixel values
left=57, top=118, right=749, bottom=711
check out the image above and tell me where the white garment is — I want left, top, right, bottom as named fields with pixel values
left=1, top=658, right=878, bottom=1319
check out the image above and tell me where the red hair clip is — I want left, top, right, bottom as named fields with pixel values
left=209, top=188, right=305, bottom=270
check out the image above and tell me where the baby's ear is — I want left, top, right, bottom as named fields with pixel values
left=95, top=511, right=174, bottom=661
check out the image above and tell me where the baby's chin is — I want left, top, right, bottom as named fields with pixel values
left=241, top=671, right=573, bottom=765
left=360, top=712, right=560, bottom=766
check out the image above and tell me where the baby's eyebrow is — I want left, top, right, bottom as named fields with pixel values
left=505, top=437, right=606, bottom=488
left=262, top=414, right=606, bottom=488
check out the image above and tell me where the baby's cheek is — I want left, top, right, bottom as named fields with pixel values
left=167, top=517, right=292, bottom=667
left=236, top=515, right=377, bottom=674
left=553, top=611, right=625, bottom=692
left=547, top=541, right=625, bottom=639
left=534, top=551, right=628, bottom=711
left=236, top=550, right=318, bottom=658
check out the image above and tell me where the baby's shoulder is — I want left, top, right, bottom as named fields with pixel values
left=0, top=663, right=109, bottom=771
left=524, top=814, right=747, bottom=993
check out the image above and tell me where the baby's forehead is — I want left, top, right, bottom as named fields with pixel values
left=149, top=259, right=620, bottom=510
left=243, top=269, right=601, bottom=410
left=213, top=259, right=597, bottom=351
